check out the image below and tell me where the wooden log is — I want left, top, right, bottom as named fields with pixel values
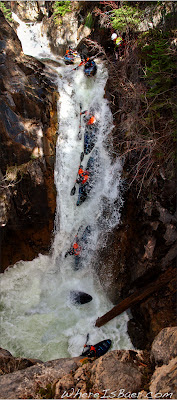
left=95, top=267, right=175, bottom=328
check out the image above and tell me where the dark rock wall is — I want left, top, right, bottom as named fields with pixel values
left=92, top=40, right=176, bottom=349
left=0, top=10, right=58, bottom=271
left=82, top=12, right=176, bottom=348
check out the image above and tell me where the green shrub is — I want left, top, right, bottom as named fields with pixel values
left=111, top=4, right=142, bottom=32
left=85, top=12, right=93, bottom=29
left=139, top=30, right=176, bottom=112
left=0, top=2, right=12, bottom=22
left=53, top=1, right=71, bottom=24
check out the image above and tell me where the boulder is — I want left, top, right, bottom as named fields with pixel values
left=151, top=327, right=177, bottom=366
left=89, top=350, right=145, bottom=395
left=0, top=347, right=42, bottom=375
left=0, top=357, right=80, bottom=399
left=150, top=357, right=177, bottom=399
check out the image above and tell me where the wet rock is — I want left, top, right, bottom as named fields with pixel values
left=151, top=327, right=177, bottom=366
left=94, top=185, right=176, bottom=348
left=0, top=357, right=80, bottom=399
left=89, top=350, right=145, bottom=394
left=55, top=373, right=75, bottom=399
left=127, top=319, right=148, bottom=350
left=11, top=1, right=45, bottom=22
left=0, top=347, right=42, bottom=375
left=164, top=224, right=177, bottom=245
left=0, top=10, right=58, bottom=270
left=1, top=342, right=176, bottom=399
left=150, top=357, right=177, bottom=399
left=45, top=11, right=79, bottom=56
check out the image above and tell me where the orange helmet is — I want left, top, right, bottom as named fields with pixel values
left=73, top=243, right=79, bottom=249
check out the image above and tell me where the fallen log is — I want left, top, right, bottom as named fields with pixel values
left=95, top=266, right=175, bottom=328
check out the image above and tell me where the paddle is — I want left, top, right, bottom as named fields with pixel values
left=77, top=103, right=82, bottom=140
left=82, top=333, right=90, bottom=352
left=70, top=152, right=84, bottom=196
left=81, top=333, right=90, bottom=354
left=85, top=333, right=90, bottom=346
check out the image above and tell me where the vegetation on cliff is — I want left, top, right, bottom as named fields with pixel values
left=0, top=1, right=12, bottom=22
left=53, top=1, right=72, bottom=23
left=76, top=0, right=176, bottom=347
left=82, top=1, right=176, bottom=198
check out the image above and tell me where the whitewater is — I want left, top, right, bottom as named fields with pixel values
left=0, top=14, right=133, bottom=361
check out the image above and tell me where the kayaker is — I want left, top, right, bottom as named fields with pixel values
left=83, top=344, right=96, bottom=357
left=77, top=56, right=89, bottom=68
left=65, top=49, right=72, bottom=56
left=72, top=242, right=81, bottom=256
left=65, top=240, right=81, bottom=257
left=76, top=165, right=90, bottom=185
left=81, top=110, right=96, bottom=126
left=111, top=32, right=125, bottom=60
left=85, top=58, right=92, bottom=67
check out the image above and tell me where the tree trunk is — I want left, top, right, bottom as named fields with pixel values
left=95, top=267, right=175, bottom=328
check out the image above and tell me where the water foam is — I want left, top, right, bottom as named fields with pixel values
left=0, top=16, right=133, bottom=361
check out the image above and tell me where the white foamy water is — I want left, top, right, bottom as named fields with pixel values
left=12, top=12, right=53, bottom=59
left=0, top=15, right=133, bottom=361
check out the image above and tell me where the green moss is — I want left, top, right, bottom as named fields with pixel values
left=0, top=2, right=12, bottom=22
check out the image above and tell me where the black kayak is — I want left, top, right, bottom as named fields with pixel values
left=74, top=225, right=91, bottom=269
left=64, top=54, right=74, bottom=64
left=81, top=339, right=112, bottom=358
left=65, top=225, right=91, bottom=270
left=84, top=124, right=98, bottom=155
left=70, top=290, right=92, bottom=305
left=84, top=60, right=97, bottom=77
left=77, top=149, right=99, bottom=206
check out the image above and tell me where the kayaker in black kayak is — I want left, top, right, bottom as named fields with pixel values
left=65, top=239, right=81, bottom=257
left=82, top=344, right=96, bottom=357
left=81, top=110, right=97, bottom=126
left=76, top=165, right=90, bottom=185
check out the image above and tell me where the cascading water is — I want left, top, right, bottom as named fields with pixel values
left=0, top=15, right=133, bottom=361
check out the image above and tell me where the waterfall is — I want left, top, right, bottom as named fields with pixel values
left=0, top=15, right=133, bottom=361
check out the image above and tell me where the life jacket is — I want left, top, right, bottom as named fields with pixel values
left=78, top=167, right=84, bottom=177
left=90, top=345, right=96, bottom=355
left=115, top=37, right=123, bottom=47
left=82, top=174, right=89, bottom=185
left=87, top=116, right=96, bottom=125
left=73, top=242, right=80, bottom=256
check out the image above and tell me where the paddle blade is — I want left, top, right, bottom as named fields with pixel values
left=70, top=186, right=76, bottom=196
left=80, top=152, right=84, bottom=162
left=85, top=333, right=89, bottom=345
left=77, top=129, right=82, bottom=140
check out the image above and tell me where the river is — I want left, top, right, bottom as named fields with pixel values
left=0, top=14, right=133, bottom=361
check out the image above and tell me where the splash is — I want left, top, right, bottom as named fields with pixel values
left=0, top=15, right=133, bottom=361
